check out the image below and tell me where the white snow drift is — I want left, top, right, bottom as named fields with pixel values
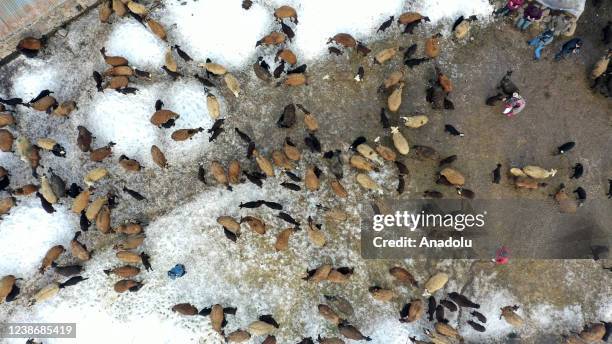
left=105, top=19, right=167, bottom=70
left=0, top=198, right=77, bottom=278
left=82, top=79, right=215, bottom=166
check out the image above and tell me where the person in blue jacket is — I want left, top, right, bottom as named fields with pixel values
left=555, top=38, right=583, bottom=60
left=527, top=28, right=555, bottom=60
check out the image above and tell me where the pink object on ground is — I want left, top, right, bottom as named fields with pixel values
left=503, top=96, right=526, bottom=117
left=495, top=246, right=511, bottom=264
left=508, top=0, right=524, bottom=10
left=495, top=256, right=510, bottom=264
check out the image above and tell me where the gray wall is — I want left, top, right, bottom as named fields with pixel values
left=0, top=0, right=97, bottom=61
left=0, top=0, right=66, bottom=37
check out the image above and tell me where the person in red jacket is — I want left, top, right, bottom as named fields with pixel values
left=493, top=246, right=511, bottom=265
left=495, top=0, right=525, bottom=17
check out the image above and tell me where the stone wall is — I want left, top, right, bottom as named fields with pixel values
left=0, top=0, right=98, bottom=62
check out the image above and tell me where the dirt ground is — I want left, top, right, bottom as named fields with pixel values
left=0, top=1, right=611, bottom=343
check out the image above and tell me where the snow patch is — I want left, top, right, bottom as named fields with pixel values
left=105, top=19, right=167, bottom=70
left=156, top=79, right=216, bottom=164
left=267, top=0, right=404, bottom=60
left=412, top=0, right=493, bottom=24
left=82, top=79, right=215, bottom=165
left=529, top=304, right=584, bottom=333
left=367, top=317, right=419, bottom=343
left=2, top=182, right=310, bottom=343
left=83, top=85, right=161, bottom=164
left=159, top=0, right=493, bottom=64
left=161, top=0, right=273, bottom=68
left=11, top=60, right=62, bottom=101
left=6, top=301, right=203, bottom=344
left=599, top=301, right=612, bottom=321
left=0, top=151, right=23, bottom=175
left=0, top=198, right=77, bottom=278
left=460, top=273, right=521, bottom=342
left=262, top=0, right=493, bottom=60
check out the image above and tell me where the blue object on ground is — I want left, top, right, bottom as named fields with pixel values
left=167, top=264, right=186, bottom=279
left=528, top=30, right=554, bottom=60
left=516, top=17, right=533, bottom=31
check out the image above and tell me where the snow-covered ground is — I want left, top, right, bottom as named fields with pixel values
left=158, top=0, right=494, bottom=64
left=81, top=79, right=216, bottom=165
left=0, top=199, right=77, bottom=278
left=0, top=0, right=610, bottom=343
left=106, top=20, right=166, bottom=70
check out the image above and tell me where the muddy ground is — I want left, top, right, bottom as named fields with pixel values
left=0, top=1, right=611, bottom=343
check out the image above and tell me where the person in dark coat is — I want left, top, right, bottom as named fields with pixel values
left=554, top=38, right=583, bottom=60
left=498, top=70, right=519, bottom=96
